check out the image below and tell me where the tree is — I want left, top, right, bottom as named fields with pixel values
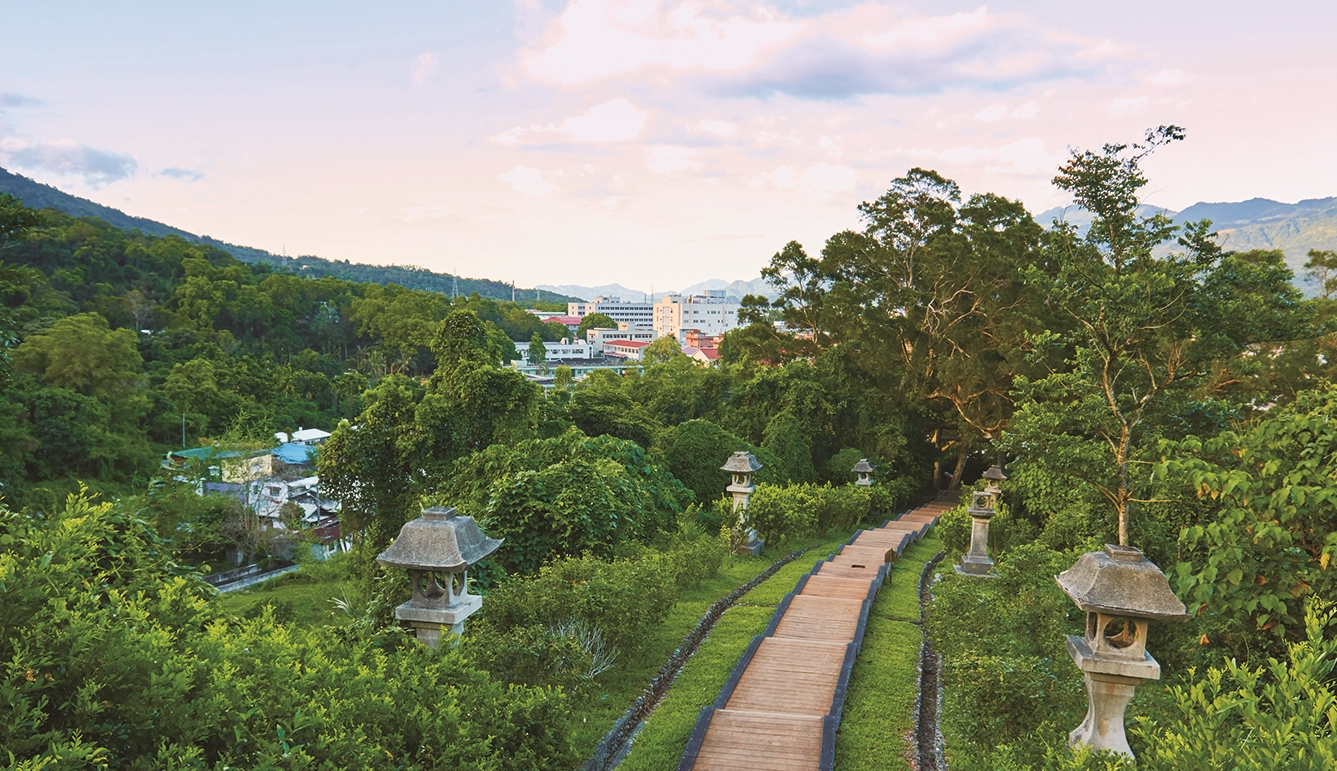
left=1007, top=126, right=1309, bottom=545
left=0, top=193, right=43, bottom=250
left=641, top=335, right=683, bottom=365
left=527, top=331, right=547, bottom=370
left=553, top=365, right=574, bottom=390
left=577, top=312, right=616, bottom=339
left=1303, top=249, right=1337, bottom=300
left=761, top=411, right=816, bottom=483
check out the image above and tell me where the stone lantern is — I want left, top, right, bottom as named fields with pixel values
left=722, top=451, right=763, bottom=556
left=1056, top=544, right=1188, bottom=758
left=955, top=464, right=1006, bottom=576
left=376, top=506, right=503, bottom=648
left=852, top=458, right=875, bottom=487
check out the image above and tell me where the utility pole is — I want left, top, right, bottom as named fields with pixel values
left=452, top=272, right=458, bottom=299
left=511, top=281, right=516, bottom=303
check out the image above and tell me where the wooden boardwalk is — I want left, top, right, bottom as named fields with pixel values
left=679, top=494, right=956, bottom=771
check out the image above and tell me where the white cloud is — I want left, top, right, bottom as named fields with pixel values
left=1010, top=100, right=1039, bottom=119
left=976, top=100, right=1039, bottom=122
left=975, top=103, right=1009, bottom=122
left=495, top=98, right=647, bottom=144
left=751, top=162, right=856, bottom=197
left=1109, top=96, right=1149, bottom=117
left=520, top=0, right=800, bottom=85
left=411, top=52, right=439, bottom=86
left=695, top=119, right=738, bottom=137
left=802, top=162, right=857, bottom=197
left=518, top=1, right=1125, bottom=98
left=646, top=145, right=701, bottom=175
left=909, top=137, right=1060, bottom=176
left=818, top=135, right=842, bottom=159
left=1146, top=68, right=1191, bottom=86
left=499, top=165, right=556, bottom=196
left=751, top=165, right=798, bottom=190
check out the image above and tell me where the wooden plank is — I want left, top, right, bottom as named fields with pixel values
left=692, top=710, right=825, bottom=771
left=799, top=574, right=875, bottom=600
left=724, top=637, right=846, bottom=716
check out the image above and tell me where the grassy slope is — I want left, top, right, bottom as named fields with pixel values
left=616, top=529, right=866, bottom=770
left=833, top=535, right=942, bottom=771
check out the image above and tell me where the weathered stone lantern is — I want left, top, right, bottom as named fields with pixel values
left=722, top=451, right=763, bottom=556
left=376, top=506, right=503, bottom=648
left=1056, top=544, right=1188, bottom=758
left=852, top=458, right=875, bottom=486
left=955, top=464, right=1006, bottom=576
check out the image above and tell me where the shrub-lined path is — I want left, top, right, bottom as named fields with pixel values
left=677, top=495, right=955, bottom=771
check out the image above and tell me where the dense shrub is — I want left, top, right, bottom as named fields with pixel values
left=928, top=543, right=1089, bottom=764
left=0, top=492, right=577, bottom=770
left=744, top=482, right=899, bottom=546
left=821, top=447, right=867, bottom=486
left=443, top=429, right=693, bottom=574
left=662, top=418, right=780, bottom=504
left=761, top=411, right=816, bottom=483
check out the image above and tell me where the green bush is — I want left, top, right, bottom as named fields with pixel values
left=821, top=447, right=867, bottom=486
left=928, top=542, right=1089, bottom=763
left=662, top=418, right=781, bottom=504
left=476, top=553, right=679, bottom=654
left=444, top=429, right=692, bottom=574
left=761, top=411, right=816, bottom=483
left=745, top=483, right=889, bottom=547
left=0, top=492, right=577, bottom=770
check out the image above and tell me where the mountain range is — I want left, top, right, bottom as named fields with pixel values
left=1036, top=197, right=1337, bottom=277
left=4, top=165, right=1333, bottom=303
left=538, top=276, right=778, bottom=303
left=0, top=167, right=580, bottom=304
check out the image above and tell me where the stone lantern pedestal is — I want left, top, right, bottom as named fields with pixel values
left=955, top=465, right=1006, bottom=577
left=723, top=451, right=763, bottom=557
left=376, top=506, right=503, bottom=647
left=1056, top=544, right=1187, bottom=758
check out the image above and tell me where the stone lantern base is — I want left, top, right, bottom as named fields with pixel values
left=396, top=594, right=482, bottom=648
left=954, top=553, right=996, bottom=576
left=1066, top=635, right=1159, bottom=757
left=734, top=528, right=764, bottom=557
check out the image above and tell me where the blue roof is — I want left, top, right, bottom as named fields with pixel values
left=272, top=443, right=317, bottom=465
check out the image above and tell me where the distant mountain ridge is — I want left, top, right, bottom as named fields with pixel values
left=539, top=276, right=779, bottom=303
left=1035, top=197, right=1337, bottom=277
left=0, top=167, right=579, bottom=304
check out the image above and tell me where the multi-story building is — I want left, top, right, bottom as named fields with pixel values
left=586, top=322, right=656, bottom=348
left=654, top=290, right=739, bottom=340
left=513, top=339, right=594, bottom=361
left=567, top=296, right=655, bottom=329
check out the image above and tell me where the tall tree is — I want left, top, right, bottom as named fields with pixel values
left=1007, top=126, right=1310, bottom=545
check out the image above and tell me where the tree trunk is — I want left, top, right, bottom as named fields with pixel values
left=931, top=429, right=942, bottom=490
left=948, top=444, right=968, bottom=490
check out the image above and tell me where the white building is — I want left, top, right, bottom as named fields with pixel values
left=568, top=296, right=655, bottom=328
left=514, top=339, right=594, bottom=361
left=586, top=322, right=657, bottom=347
left=654, top=290, right=740, bottom=340
left=603, top=339, right=651, bottom=361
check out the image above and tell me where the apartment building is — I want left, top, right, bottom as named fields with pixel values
left=586, top=322, right=657, bottom=348
left=513, top=339, right=594, bottom=361
left=654, top=290, right=739, bottom=340
left=567, top=296, right=655, bottom=328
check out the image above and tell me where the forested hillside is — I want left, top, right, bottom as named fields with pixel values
left=7, top=127, right=1337, bottom=769
left=0, top=206, right=579, bottom=503
left=0, top=166, right=577, bottom=305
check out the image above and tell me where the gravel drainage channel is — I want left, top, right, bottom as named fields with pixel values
left=913, top=552, right=946, bottom=771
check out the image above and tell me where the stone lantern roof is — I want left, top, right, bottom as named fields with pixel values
left=376, top=506, right=502, bottom=572
left=852, top=459, right=876, bottom=474
left=721, top=452, right=762, bottom=474
left=1056, top=544, right=1188, bottom=621
left=981, top=464, right=1007, bottom=482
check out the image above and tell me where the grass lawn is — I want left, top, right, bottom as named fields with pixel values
left=833, top=535, right=942, bottom=771
left=215, top=571, right=361, bottom=627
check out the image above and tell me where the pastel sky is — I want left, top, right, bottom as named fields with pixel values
left=2, top=1, right=1334, bottom=289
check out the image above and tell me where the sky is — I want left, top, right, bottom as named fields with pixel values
left=2, top=1, right=1335, bottom=290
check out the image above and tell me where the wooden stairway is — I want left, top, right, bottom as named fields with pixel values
left=678, top=494, right=956, bottom=771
